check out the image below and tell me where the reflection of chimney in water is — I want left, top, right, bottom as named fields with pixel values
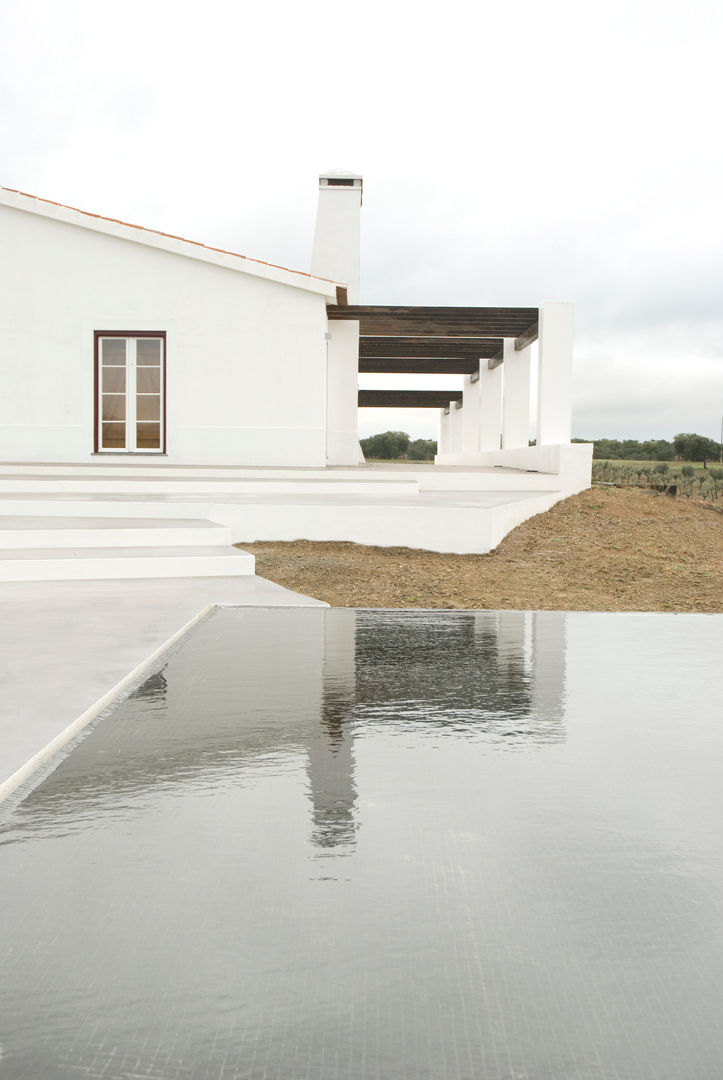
left=306, top=610, right=358, bottom=852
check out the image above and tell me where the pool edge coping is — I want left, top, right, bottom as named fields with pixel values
left=0, top=602, right=216, bottom=806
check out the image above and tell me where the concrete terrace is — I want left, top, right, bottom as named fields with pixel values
left=0, top=458, right=585, bottom=801
left=0, top=460, right=575, bottom=569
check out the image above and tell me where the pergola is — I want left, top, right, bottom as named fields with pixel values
left=327, top=305, right=539, bottom=410
left=311, top=173, right=577, bottom=469
left=324, top=297, right=573, bottom=463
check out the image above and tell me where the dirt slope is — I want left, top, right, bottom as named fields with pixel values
left=239, top=487, right=723, bottom=611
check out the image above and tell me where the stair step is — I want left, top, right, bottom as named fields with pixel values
left=0, top=516, right=230, bottom=549
left=0, top=463, right=412, bottom=480
left=0, top=545, right=254, bottom=582
left=0, top=476, right=419, bottom=496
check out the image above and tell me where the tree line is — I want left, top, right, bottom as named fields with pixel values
left=580, top=433, right=721, bottom=466
left=362, top=431, right=721, bottom=465
left=360, top=431, right=437, bottom=460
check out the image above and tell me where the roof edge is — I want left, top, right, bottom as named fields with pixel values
left=0, top=186, right=342, bottom=298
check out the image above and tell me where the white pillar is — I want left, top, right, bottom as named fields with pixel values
left=502, top=339, right=532, bottom=449
left=536, top=301, right=574, bottom=446
left=462, top=372, right=481, bottom=456
left=450, top=401, right=464, bottom=455
left=326, top=322, right=361, bottom=465
left=438, top=408, right=451, bottom=456
left=311, top=170, right=364, bottom=466
left=478, top=361, right=503, bottom=450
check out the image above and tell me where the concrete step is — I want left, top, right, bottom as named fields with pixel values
left=0, top=475, right=420, bottom=496
left=0, top=463, right=383, bottom=480
left=0, top=516, right=231, bottom=549
left=0, top=544, right=254, bottom=582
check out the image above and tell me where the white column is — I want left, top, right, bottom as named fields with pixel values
left=478, top=361, right=503, bottom=450
left=536, top=301, right=574, bottom=446
left=462, top=372, right=481, bottom=455
left=326, top=321, right=360, bottom=465
left=450, top=401, right=464, bottom=455
left=438, top=407, right=451, bottom=456
left=502, top=339, right=532, bottom=449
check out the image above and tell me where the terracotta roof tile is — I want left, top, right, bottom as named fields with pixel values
left=1, top=186, right=339, bottom=285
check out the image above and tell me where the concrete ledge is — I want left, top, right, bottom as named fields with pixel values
left=0, top=603, right=214, bottom=805
left=0, top=545, right=255, bottom=582
left=0, top=575, right=328, bottom=800
left=436, top=441, right=593, bottom=479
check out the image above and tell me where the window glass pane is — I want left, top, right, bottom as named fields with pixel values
left=136, top=422, right=160, bottom=449
left=136, top=367, right=160, bottom=394
left=102, top=367, right=126, bottom=393
left=137, top=339, right=161, bottom=365
left=102, top=395, right=126, bottom=421
left=136, top=395, right=160, bottom=421
left=101, top=339, right=126, bottom=365
left=102, top=422, right=126, bottom=449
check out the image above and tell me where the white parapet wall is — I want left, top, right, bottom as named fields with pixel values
left=435, top=442, right=593, bottom=494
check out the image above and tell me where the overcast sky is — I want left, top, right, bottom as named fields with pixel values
left=2, top=0, right=721, bottom=443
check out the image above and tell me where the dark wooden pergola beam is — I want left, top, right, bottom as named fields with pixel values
left=359, top=336, right=504, bottom=360
left=359, top=390, right=463, bottom=409
left=514, top=320, right=539, bottom=351
left=360, top=357, right=481, bottom=375
left=329, top=305, right=539, bottom=338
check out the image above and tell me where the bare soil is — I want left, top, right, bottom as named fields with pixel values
left=239, top=487, right=723, bottom=611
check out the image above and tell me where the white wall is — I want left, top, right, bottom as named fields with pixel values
left=0, top=205, right=330, bottom=465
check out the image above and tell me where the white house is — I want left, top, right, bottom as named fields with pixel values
left=0, top=181, right=354, bottom=467
left=1, top=172, right=588, bottom=483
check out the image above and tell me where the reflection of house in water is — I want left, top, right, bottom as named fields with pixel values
left=3, top=608, right=566, bottom=850
left=353, top=609, right=567, bottom=737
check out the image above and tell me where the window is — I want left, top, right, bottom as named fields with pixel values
left=94, top=332, right=166, bottom=452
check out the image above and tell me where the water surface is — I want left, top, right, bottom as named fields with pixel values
left=1, top=608, right=721, bottom=1079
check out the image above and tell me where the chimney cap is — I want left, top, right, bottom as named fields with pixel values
left=319, top=168, right=363, bottom=181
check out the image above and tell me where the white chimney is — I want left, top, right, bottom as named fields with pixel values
left=310, top=169, right=363, bottom=303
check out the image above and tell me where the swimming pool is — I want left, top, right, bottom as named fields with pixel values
left=1, top=608, right=721, bottom=1079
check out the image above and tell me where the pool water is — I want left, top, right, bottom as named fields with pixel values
left=1, top=608, right=722, bottom=1079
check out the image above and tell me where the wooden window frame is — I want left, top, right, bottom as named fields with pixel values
left=94, top=331, right=167, bottom=454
